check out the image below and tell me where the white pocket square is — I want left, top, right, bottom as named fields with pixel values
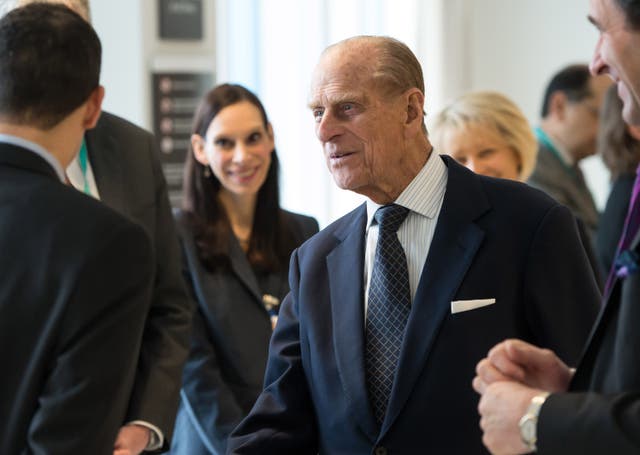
left=451, top=298, right=496, bottom=314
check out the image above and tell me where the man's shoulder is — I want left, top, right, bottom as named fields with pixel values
left=528, top=143, right=565, bottom=184
left=95, top=111, right=153, bottom=139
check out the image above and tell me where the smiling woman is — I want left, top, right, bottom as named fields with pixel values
left=170, top=83, right=319, bottom=454
left=431, top=91, right=537, bottom=182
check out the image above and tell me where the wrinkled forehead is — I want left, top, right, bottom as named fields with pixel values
left=309, top=44, right=380, bottom=102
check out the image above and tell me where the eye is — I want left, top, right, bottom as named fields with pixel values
left=312, top=108, right=324, bottom=122
left=342, top=103, right=354, bottom=112
left=247, top=132, right=262, bottom=144
left=477, top=148, right=496, bottom=159
left=214, top=138, right=234, bottom=149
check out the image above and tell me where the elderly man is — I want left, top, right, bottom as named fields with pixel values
left=0, top=4, right=154, bottom=454
left=226, top=36, right=600, bottom=454
left=474, top=1, right=640, bottom=454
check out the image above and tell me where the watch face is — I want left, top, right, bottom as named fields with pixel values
left=521, top=417, right=536, bottom=443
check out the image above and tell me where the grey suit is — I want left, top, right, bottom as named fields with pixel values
left=85, top=112, right=191, bottom=450
left=170, top=209, right=318, bottom=455
left=528, top=141, right=600, bottom=236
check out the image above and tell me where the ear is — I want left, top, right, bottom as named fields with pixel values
left=404, top=88, right=425, bottom=138
left=83, top=85, right=105, bottom=129
left=266, top=122, right=275, bottom=153
left=548, top=91, right=568, bottom=120
left=191, top=134, right=209, bottom=165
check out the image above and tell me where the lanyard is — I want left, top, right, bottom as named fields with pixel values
left=78, top=139, right=91, bottom=195
left=534, top=127, right=576, bottom=178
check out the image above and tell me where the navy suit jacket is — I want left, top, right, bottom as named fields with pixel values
left=0, top=143, right=154, bottom=454
left=228, top=156, right=601, bottom=454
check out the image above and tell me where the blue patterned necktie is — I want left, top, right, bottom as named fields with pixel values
left=365, top=204, right=411, bottom=425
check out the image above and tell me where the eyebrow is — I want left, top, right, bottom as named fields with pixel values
left=587, top=14, right=601, bottom=30
left=307, top=92, right=369, bottom=110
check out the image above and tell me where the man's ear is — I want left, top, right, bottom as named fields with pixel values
left=404, top=88, right=425, bottom=137
left=548, top=91, right=567, bottom=120
left=191, top=134, right=209, bottom=165
left=83, top=85, right=105, bottom=129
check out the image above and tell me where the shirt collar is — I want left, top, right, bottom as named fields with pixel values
left=0, top=133, right=65, bottom=182
left=366, top=150, right=448, bottom=227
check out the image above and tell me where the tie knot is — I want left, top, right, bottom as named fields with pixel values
left=374, top=204, right=409, bottom=233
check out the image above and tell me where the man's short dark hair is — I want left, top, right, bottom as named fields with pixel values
left=615, top=0, right=640, bottom=30
left=0, top=3, right=101, bottom=129
left=540, top=64, right=592, bottom=118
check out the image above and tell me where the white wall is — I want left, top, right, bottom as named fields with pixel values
left=92, top=0, right=610, bottom=222
left=92, top=0, right=216, bottom=129
left=426, top=0, right=609, bottom=209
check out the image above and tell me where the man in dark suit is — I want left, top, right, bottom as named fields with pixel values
left=0, top=4, right=154, bottom=454
left=5, top=1, right=193, bottom=453
left=528, top=64, right=611, bottom=240
left=474, top=1, right=640, bottom=453
left=226, top=36, right=601, bottom=454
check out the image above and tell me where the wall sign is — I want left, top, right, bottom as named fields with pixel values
left=159, top=0, right=203, bottom=40
left=152, top=71, right=213, bottom=207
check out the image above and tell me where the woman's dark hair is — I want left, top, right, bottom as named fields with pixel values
left=598, top=84, right=640, bottom=180
left=182, top=83, right=295, bottom=272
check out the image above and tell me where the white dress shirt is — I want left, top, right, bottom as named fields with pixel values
left=364, top=152, right=448, bottom=315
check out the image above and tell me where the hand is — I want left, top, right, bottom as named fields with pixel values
left=478, top=381, right=542, bottom=455
left=113, top=424, right=150, bottom=455
left=473, top=339, right=573, bottom=394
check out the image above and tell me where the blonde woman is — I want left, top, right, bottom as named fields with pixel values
left=431, top=91, right=537, bottom=182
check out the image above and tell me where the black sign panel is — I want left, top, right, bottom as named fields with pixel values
left=159, top=0, right=203, bottom=40
left=152, top=72, right=213, bottom=207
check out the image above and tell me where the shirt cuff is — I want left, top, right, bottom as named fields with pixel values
left=126, top=420, right=164, bottom=451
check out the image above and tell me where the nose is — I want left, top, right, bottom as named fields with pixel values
left=589, top=36, right=607, bottom=77
left=316, top=110, right=342, bottom=143
left=232, top=142, right=249, bottom=163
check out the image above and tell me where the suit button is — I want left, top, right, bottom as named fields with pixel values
left=374, top=447, right=387, bottom=455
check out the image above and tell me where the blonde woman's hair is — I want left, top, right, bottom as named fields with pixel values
left=431, top=91, right=537, bottom=181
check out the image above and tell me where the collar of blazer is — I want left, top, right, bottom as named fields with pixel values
left=0, top=142, right=60, bottom=180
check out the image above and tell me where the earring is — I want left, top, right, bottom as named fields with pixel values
left=203, top=166, right=211, bottom=178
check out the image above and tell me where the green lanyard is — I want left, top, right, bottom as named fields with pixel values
left=534, top=127, right=576, bottom=178
left=78, top=139, right=91, bottom=195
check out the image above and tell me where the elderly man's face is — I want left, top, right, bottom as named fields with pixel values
left=308, top=46, right=420, bottom=204
left=590, top=0, right=640, bottom=125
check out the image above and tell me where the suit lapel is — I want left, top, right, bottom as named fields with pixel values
left=227, top=234, right=264, bottom=304
left=574, top=223, right=640, bottom=386
left=326, top=204, right=379, bottom=440
left=85, top=115, right=127, bottom=214
left=382, top=158, right=489, bottom=434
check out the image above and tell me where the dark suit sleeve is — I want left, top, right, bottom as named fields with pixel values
left=227, top=249, right=319, bottom=454
left=124, top=128, right=192, bottom=448
left=27, top=222, right=154, bottom=455
left=523, top=204, right=601, bottom=365
left=538, top=391, right=640, bottom=454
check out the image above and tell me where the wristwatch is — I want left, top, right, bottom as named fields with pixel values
left=518, top=392, right=550, bottom=452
